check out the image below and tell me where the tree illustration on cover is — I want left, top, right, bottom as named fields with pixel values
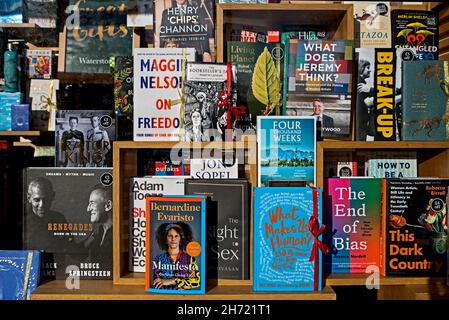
left=396, top=22, right=435, bottom=47
left=251, top=47, right=282, bottom=116
left=389, top=198, right=448, bottom=254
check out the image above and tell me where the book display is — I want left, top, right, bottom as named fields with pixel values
left=0, top=0, right=449, bottom=305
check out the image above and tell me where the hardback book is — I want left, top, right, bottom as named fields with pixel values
left=337, top=161, right=357, bottom=177
left=391, top=10, right=439, bottom=60
left=257, top=116, right=316, bottom=187
left=146, top=195, right=207, bottom=294
left=112, top=56, right=133, bottom=118
left=55, top=110, right=116, bottom=167
left=190, top=158, right=238, bottom=179
left=0, top=92, right=21, bottom=131
left=323, top=151, right=357, bottom=178
left=23, top=168, right=114, bottom=280
left=355, top=48, right=399, bottom=141
left=154, top=0, right=215, bottom=62
left=324, top=178, right=382, bottom=273
left=401, top=61, right=449, bottom=141
left=155, top=161, right=185, bottom=176
left=65, top=0, right=132, bottom=73
left=284, top=94, right=351, bottom=138
left=23, top=0, right=57, bottom=28
left=0, top=250, right=41, bottom=300
left=185, top=179, right=250, bottom=280
left=382, top=178, right=448, bottom=277
left=0, top=0, right=22, bottom=23
left=284, top=39, right=353, bottom=97
left=127, top=0, right=153, bottom=27
left=183, top=62, right=238, bottom=142
left=129, top=176, right=186, bottom=272
left=11, top=104, right=30, bottom=131
left=367, top=151, right=418, bottom=178
left=253, top=187, right=323, bottom=291
left=227, top=42, right=284, bottom=126
left=29, top=79, right=59, bottom=111
left=353, top=2, right=391, bottom=48
left=26, top=50, right=52, bottom=79
left=133, top=48, right=195, bottom=141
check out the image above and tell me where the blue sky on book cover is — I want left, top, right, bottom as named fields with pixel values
left=253, top=187, right=322, bottom=291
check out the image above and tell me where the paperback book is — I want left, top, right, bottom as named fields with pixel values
left=146, top=195, right=207, bottom=294
left=353, top=2, right=391, bottom=48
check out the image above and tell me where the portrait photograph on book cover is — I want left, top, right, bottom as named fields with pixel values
left=146, top=196, right=206, bottom=294
left=55, top=110, right=116, bottom=167
left=23, top=168, right=113, bottom=280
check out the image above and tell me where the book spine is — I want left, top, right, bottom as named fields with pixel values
left=380, top=178, right=386, bottom=276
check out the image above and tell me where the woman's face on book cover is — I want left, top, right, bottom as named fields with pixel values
left=167, top=228, right=181, bottom=250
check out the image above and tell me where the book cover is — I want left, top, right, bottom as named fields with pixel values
left=0, top=92, right=21, bottom=131
left=383, top=179, right=448, bottom=277
left=391, top=10, right=439, bottom=60
left=112, top=56, right=133, bottom=118
left=127, top=0, right=153, bottom=27
left=253, top=187, right=323, bottom=291
left=155, top=161, right=185, bottom=176
left=286, top=39, right=353, bottom=96
left=355, top=48, right=400, bottom=141
left=285, top=95, right=351, bottom=138
left=154, top=0, right=215, bottom=62
left=183, top=63, right=238, bottom=141
left=26, top=50, right=52, bottom=79
left=65, top=0, right=132, bottom=73
left=353, top=2, right=391, bottom=48
left=401, top=61, right=449, bottom=141
left=324, top=178, right=382, bottom=273
left=133, top=48, right=195, bottom=141
left=257, top=116, right=316, bottom=187
left=367, top=152, right=417, bottom=178
left=55, top=110, right=116, bottom=167
left=0, top=0, right=22, bottom=23
left=11, top=104, right=30, bottom=131
left=227, top=42, right=284, bottom=126
left=23, top=168, right=114, bottom=280
left=337, top=161, right=357, bottom=177
left=29, top=79, right=59, bottom=111
left=129, top=176, right=186, bottom=272
left=23, top=0, right=57, bottom=28
left=146, top=195, right=207, bottom=294
left=185, top=179, right=250, bottom=280
left=190, top=158, right=238, bottom=179
left=0, top=250, right=41, bottom=300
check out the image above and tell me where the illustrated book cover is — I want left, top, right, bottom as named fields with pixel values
left=129, top=176, right=186, bottom=272
left=257, top=116, right=316, bottom=187
left=185, top=179, right=250, bottom=280
left=253, top=187, right=323, bottom=291
left=146, top=195, right=207, bottom=294
left=23, top=168, right=114, bottom=280
left=353, top=2, right=391, bottom=48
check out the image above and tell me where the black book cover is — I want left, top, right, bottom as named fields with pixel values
left=22, top=167, right=113, bottom=280
left=384, top=178, right=448, bottom=276
left=185, top=179, right=250, bottom=280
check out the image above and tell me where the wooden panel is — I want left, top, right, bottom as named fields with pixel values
left=0, top=131, right=41, bottom=136
left=31, top=280, right=336, bottom=300
left=325, top=274, right=446, bottom=286
left=58, top=27, right=67, bottom=72
left=406, top=284, right=449, bottom=300
left=377, top=285, right=415, bottom=300
left=419, top=149, right=449, bottom=178
left=319, top=141, right=449, bottom=150
left=0, top=23, right=37, bottom=28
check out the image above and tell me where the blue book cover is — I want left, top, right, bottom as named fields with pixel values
left=0, top=250, right=41, bottom=300
left=0, top=92, right=21, bottom=131
left=146, top=195, right=207, bottom=294
left=257, top=116, right=316, bottom=187
left=402, top=61, right=449, bottom=141
left=11, top=104, right=30, bottom=131
left=0, top=0, right=23, bottom=23
left=253, top=187, right=323, bottom=292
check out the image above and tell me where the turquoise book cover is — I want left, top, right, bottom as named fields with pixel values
left=402, top=61, right=449, bottom=141
left=257, top=116, right=316, bottom=187
left=253, top=187, right=324, bottom=291
left=65, top=0, right=132, bottom=73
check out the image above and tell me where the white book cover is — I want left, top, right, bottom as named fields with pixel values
left=133, top=48, right=195, bottom=141
left=129, top=176, right=187, bottom=272
left=190, top=158, right=238, bottom=179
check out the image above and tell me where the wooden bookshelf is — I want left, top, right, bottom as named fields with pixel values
left=216, top=3, right=353, bottom=62
left=31, top=280, right=336, bottom=300
left=112, top=140, right=257, bottom=286
left=0, top=131, right=41, bottom=136
left=0, top=23, right=37, bottom=28
left=325, top=274, right=446, bottom=286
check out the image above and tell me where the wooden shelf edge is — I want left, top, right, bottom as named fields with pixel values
left=31, top=280, right=336, bottom=300
left=0, top=23, right=37, bottom=28
left=0, top=131, right=41, bottom=137
left=319, top=141, right=449, bottom=150
left=325, top=274, right=446, bottom=286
